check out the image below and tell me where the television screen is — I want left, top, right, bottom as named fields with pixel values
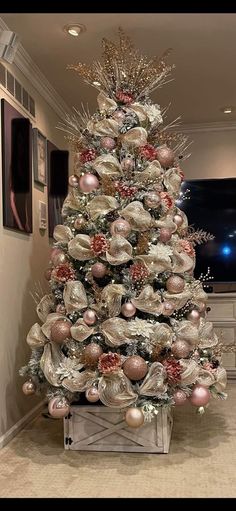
left=179, top=178, right=236, bottom=283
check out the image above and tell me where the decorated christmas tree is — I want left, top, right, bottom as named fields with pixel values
left=21, top=29, right=227, bottom=428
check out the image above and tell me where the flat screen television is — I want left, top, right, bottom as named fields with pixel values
left=179, top=178, right=236, bottom=283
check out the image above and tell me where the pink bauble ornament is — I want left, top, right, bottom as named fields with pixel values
left=173, top=389, right=188, bottom=406
left=74, top=215, right=86, bottom=230
left=162, top=301, right=175, bottom=316
left=79, top=173, right=99, bottom=193
left=51, top=320, right=71, bottom=343
left=22, top=381, right=36, bottom=395
left=52, top=251, right=68, bottom=267
left=68, top=174, right=79, bottom=188
left=166, top=275, right=185, bottom=294
left=101, top=136, right=116, bottom=150
left=91, top=262, right=107, bottom=278
left=173, top=214, right=183, bottom=227
left=125, top=408, right=144, bottom=428
left=121, top=157, right=135, bottom=171
left=189, top=385, right=211, bottom=407
left=110, top=218, right=131, bottom=238
left=50, top=247, right=62, bottom=262
left=83, top=309, right=97, bottom=326
left=44, top=268, right=52, bottom=281
left=121, top=302, right=137, bottom=318
left=123, top=356, right=148, bottom=381
left=113, top=110, right=126, bottom=123
left=144, top=191, right=161, bottom=209
left=187, top=309, right=200, bottom=323
left=156, top=146, right=175, bottom=168
left=172, top=340, right=191, bottom=359
left=159, top=228, right=172, bottom=243
left=56, top=304, right=66, bottom=315
left=48, top=397, right=70, bottom=418
left=84, top=343, right=103, bottom=365
left=85, top=387, right=100, bottom=403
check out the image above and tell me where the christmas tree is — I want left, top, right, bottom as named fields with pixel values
left=21, top=29, right=227, bottom=428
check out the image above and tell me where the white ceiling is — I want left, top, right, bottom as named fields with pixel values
left=2, top=13, right=236, bottom=124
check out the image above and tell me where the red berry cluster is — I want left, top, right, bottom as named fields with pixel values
left=115, top=90, right=134, bottom=104
left=115, top=181, right=137, bottom=198
left=139, top=144, right=158, bottom=161
left=90, top=234, right=109, bottom=256
left=129, top=262, right=150, bottom=282
left=163, top=359, right=182, bottom=384
left=160, top=191, right=174, bottom=209
left=98, top=352, right=122, bottom=374
left=51, top=263, right=76, bottom=283
left=80, top=148, right=97, bottom=164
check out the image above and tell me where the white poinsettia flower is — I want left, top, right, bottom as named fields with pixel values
left=56, top=358, right=83, bottom=381
left=128, top=318, right=155, bottom=338
left=144, top=103, right=163, bottom=126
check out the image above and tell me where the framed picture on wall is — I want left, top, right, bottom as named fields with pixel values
left=33, top=128, right=47, bottom=185
left=47, top=140, right=69, bottom=238
left=1, top=98, right=32, bottom=234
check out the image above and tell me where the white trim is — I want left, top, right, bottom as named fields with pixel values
left=177, top=121, right=236, bottom=133
left=0, top=17, right=73, bottom=121
left=0, top=400, right=45, bottom=449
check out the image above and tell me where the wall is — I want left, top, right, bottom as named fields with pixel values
left=0, top=61, right=68, bottom=445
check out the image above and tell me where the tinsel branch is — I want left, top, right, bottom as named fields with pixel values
left=184, top=226, right=215, bottom=246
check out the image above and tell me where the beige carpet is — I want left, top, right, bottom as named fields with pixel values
left=0, top=384, right=236, bottom=498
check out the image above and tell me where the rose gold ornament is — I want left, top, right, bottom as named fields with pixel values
left=68, top=174, right=79, bottom=188
left=22, top=381, right=36, bottom=395
left=48, top=397, right=70, bottom=418
left=84, top=343, right=103, bottom=365
left=198, top=302, right=207, bottom=313
left=144, top=191, right=161, bottom=209
left=125, top=407, right=144, bottom=428
left=112, top=110, right=126, bottom=123
left=162, top=301, right=175, bottom=316
left=189, top=385, right=211, bottom=407
left=172, top=340, right=191, bottom=359
left=44, top=268, right=52, bottom=281
left=156, top=145, right=175, bottom=168
left=74, top=216, right=86, bottom=230
left=56, top=304, right=66, bottom=315
left=121, top=302, right=137, bottom=318
left=101, top=136, right=116, bottom=150
left=110, top=218, right=131, bottom=238
left=51, top=320, right=71, bottom=343
left=173, top=389, right=188, bottom=406
left=85, top=387, right=100, bottom=403
left=121, top=157, right=135, bottom=171
left=123, top=355, right=148, bottom=381
left=91, top=262, right=107, bottom=278
left=166, top=275, right=185, bottom=294
left=52, top=251, right=68, bottom=267
left=83, top=309, right=97, bottom=325
left=173, top=214, right=183, bottom=227
left=79, top=173, right=99, bottom=193
left=187, top=309, right=200, bottom=323
left=50, top=247, right=62, bottom=262
left=159, top=228, right=172, bottom=243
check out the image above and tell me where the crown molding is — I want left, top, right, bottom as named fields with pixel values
left=0, top=17, right=73, bottom=121
left=177, top=121, right=236, bottom=133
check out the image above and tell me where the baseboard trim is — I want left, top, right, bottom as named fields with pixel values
left=0, top=400, right=45, bottom=449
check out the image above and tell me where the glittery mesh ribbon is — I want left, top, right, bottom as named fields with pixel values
left=171, top=319, right=199, bottom=347
left=120, top=126, right=148, bottom=148
left=37, top=294, right=54, bottom=323
left=88, top=195, right=119, bottom=220
left=197, top=319, right=219, bottom=348
left=171, top=247, right=195, bottom=273
left=92, top=154, right=122, bottom=177
left=137, top=243, right=172, bottom=274
left=197, top=368, right=215, bottom=387
left=163, top=288, right=193, bottom=311
left=151, top=322, right=174, bottom=348
left=213, top=367, right=227, bottom=392
left=61, top=190, right=82, bottom=214
left=87, top=118, right=119, bottom=137
left=40, top=342, right=65, bottom=387
left=138, top=362, right=167, bottom=396
left=127, top=102, right=148, bottom=124
left=41, top=313, right=68, bottom=339
left=180, top=359, right=200, bottom=384
left=154, top=213, right=178, bottom=233
left=53, top=225, right=73, bottom=243
left=134, top=160, right=162, bottom=184
left=70, top=316, right=139, bottom=346
left=105, top=235, right=133, bottom=265
left=189, top=281, right=208, bottom=307
left=62, top=369, right=97, bottom=392
left=27, top=323, right=47, bottom=349
left=70, top=319, right=96, bottom=342
left=98, top=372, right=138, bottom=408
left=131, top=285, right=163, bottom=315
left=97, top=92, right=117, bottom=113
left=163, top=168, right=182, bottom=197
left=121, top=201, right=152, bottom=231
left=68, top=234, right=93, bottom=261
left=98, top=283, right=126, bottom=317
left=63, top=281, right=88, bottom=313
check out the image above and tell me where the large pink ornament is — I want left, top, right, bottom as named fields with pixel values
left=79, top=173, right=99, bottom=193
left=68, top=174, right=79, bottom=188
left=144, top=191, right=161, bottom=209
left=91, top=262, right=107, bottom=278
left=112, top=110, right=126, bottom=123
left=101, top=137, right=116, bottom=150
left=125, top=408, right=144, bottom=428
left=110, top=218, right=131, bottom=238
left=172, top=340, right=190, bottom=359
left=51, top=320, right=71, bottom=343
left=121, top=302, right=137, bottom=318
left=173, top=389, right=188, bottom=406
left=173, top=214, right=183, bottom=227
left=159, top=228, right=172, bottom=243
left=156, top=146, right=175, bottom=168
left=44, top=268, right=52, bottom=281
left=166, top=275, right=185, bottom=294
left=83, top=309, right=97, bottom=325
left=123, top=355, right=148, bottom=381
left=121, top=157, right=135, bottom=172
left=22, top=381, right=36, bottom=395
left=52, top=251, right=68, bottom=267
left=187, top=309, right=200, bottom=323
left=85, top=387, right=100, bottom=403
left=189, top=385, right=211, bottom=407
left=84, top=343, right=103, bottom=365
left=48, top=397, right=70, bottom=418
left=162, top=301, right=175, bottom=316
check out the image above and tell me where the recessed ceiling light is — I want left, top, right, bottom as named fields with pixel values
left=64, top=24, right=86, bottom=37
left=220, top=106, right=235, bottom=114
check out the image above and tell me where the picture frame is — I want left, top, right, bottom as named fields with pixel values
left=47, top=140, right=69, bottom=238
left=33, top=128, right=47, bottom=185
left=1, top=98, right=32, bottom=234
